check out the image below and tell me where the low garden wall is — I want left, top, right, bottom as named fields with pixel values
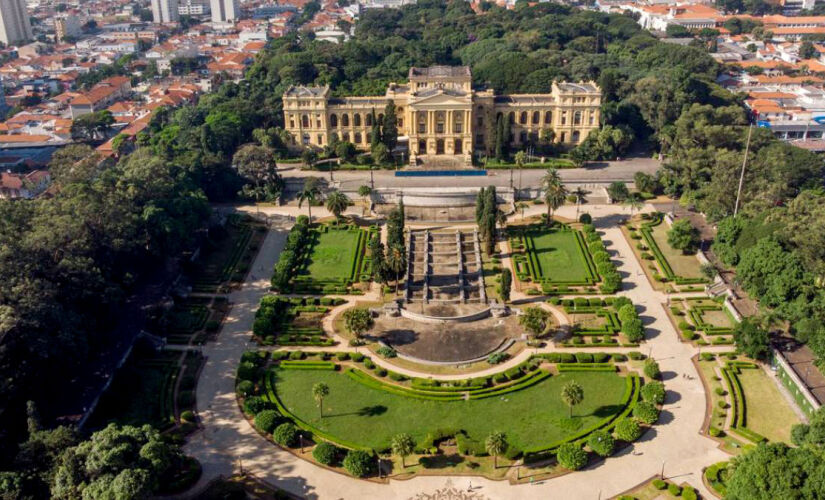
left=399, top=306, right=492, bottom=324
left=772, top=349, right=820, bottom=418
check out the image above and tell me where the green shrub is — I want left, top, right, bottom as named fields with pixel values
left=272, top=423, right=299, bottom=447
left=389, top=372, right=406, bottom=381
left=643, top=359, right=661, bottom=380
left=652, top=478, right=667, bottom=490
left=575, top=353, right=593, bottom=363
left=237, top=362, right=258, bottom=381
left=343, top=450, right=374, bottom=477
left=289, top=351, right=305, bottom=360
left=700, top=352, right=715, bottom=361
left=364, top=359, right=375, bottom=369
left=556, top=443, right=587, bottom=470
left=351, top=353, right=364, bottom=362
left=641, top=381, right=666, bottom=404
left=579, top=213, right=592, bottom=224
left=243, top=396, right=267, bottom=415
left=592, top=353, right=610, bottom=363
left=487, top=352, right=509, bottom=364
left=633, top=402, right=660, bottom=424
left=236, top=380, right=254, bottom=397
left=682, top=486, right=697, bottom=500
left=312, top=441, right=340, bottom=466
left=180, top=410, right=195, bottom=422
left=375, top=368, right=387, bottom=377
left=559, top=353, right=575, bottom=363
left=614, top=418, right=642, bottom=442
left=628, top=351, right=644, bottom=360
left=254, top=410, right=280, bottom=434
left=611, top=353, right=627, bottom=362
left=587, top=430, right=615, bottom=457
left=667, top=483, right=682, bottom=496
left=714, top=387, right=726, bottom=396
left=336, top=352, right=350, bottom=361
left=376, top=346, right=397, bottom=358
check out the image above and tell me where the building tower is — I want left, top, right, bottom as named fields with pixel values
left=151, top=0, right=180, bottom=23
left=210, top=0, right=239, bottom=23
left=0, top=0, right=32, bottom=46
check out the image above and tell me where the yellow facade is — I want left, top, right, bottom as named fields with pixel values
left=282, top=65, right=601, bottom=165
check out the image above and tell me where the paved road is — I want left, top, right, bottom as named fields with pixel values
left=280, top=157, right=660, bottom=191
left=185, top=202, right=729, bottom=500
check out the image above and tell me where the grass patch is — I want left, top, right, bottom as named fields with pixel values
left=734, top=364, right=800, bottom=442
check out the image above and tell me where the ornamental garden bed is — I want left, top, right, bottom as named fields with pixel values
left=666, top=297, right=737, bottom=346
left=253, top=295, right=345, bottom=346
left=186, top=214, right=266, bottom=293
left=236, top=350, right=661, bottom=479
left=623, top=213, right=708, bottom=293
left=151, top=296, right=229, bottom=345
left=508, top=222, right=620, bottom=295
left=548, top=296, right=645, bottom=346
left=272, top=220, right=377, bottom=295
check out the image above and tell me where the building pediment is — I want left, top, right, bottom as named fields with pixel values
left=409, top=91, right=472, bottom=108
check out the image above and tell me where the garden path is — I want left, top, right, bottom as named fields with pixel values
left=184, top=203, right=730, bottom=500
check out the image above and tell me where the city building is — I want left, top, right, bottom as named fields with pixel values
left=211, top=0, right=239, bottom=23
left=0, top=0, right=32, bottom=46
left=283, top=65, right=601, bottom=165
left=178, top=0, right=210, bottom=16
left=151, top=0, right=180, bottom=23
left=54, top=15, right=81, bottom=41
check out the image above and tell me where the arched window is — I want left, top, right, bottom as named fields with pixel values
left=354, top=132, right=362, bottom=144
left=354, top=113, right=361, bottom=126
left=330, top=114, right=338, bottom=127
left=574, top=111, right=582, bottom=125
left=365, top=114, right=372, bottom=126
left=508, top=112, right=515, bottom=124
left=519, top=131, right=527, bottom=144
left=342, top=132, right=350, bottom=142
left=572, top=130, right=580, bottom=143
left=532, top=111, right=540, bottom=125
left=342, top=114, right=350, bottom=127
left=301, top=114, right=309, bottom=128
left=545, top=111, right=552, bottom=124
left=520, top=111, right=527, bottom=125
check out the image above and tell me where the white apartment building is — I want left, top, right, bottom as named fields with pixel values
left=151, top=0, right=180, bottom=23
left=211, top=0, right=239, bottom=22
left=0, top=0, right=32, bottom=45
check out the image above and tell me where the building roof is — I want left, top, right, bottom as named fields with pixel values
left=409, top=66, right=471, bottom=78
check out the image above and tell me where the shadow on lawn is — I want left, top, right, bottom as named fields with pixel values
left=419, top=453, right=466, bottom=469
left=326, top=405, right=388, bottom=418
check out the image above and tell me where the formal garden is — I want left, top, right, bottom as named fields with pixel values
left=252, top=295, right=346, bottom=346
left=624, top=213, right=707, bottom=293
left=271, top=217, right=378, bottom=295
left=667, top=297, right=737, bottom=345
left=149, top=296, right=229, bottom=345
left=508, top=221, right=621, bottom=295
left=697, top=354, right=799, bottom=453
left=235, top=350, right=666, bottom=480
left=548, top=296, right=645, bottom=346
left=185, top=214, right=266, bottom=293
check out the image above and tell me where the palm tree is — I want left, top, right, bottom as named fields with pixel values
left=485, top=431, right=508, bottom=469
left=572, top=187, right=588, bottom=220
left=544, top=183, right=568, bottom=226
left=561, top=381, right=584, bottom=418
left=298, top=177, right=321, bottom=223
left=386, top=243, right=406, bottom=295
left=624, top=192, right=644, bottom=217
left=541, top=167, right=562, bottom=192
left=391, top=433, right=416, bottom=468
left=513, top=150, right=526, bottom=189
left=325, top=189, right=351, bottom=221
left=516, top=202, right=529, bottom=220
left=312, top=382, right=329, bottom=418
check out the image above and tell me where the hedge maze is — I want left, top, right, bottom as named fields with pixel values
left=508, top=223, right=620, bottom=295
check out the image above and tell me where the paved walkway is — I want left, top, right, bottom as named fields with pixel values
left=185, top=203, right=730, bottom=500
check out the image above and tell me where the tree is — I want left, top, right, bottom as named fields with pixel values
left=634, top=171, right=657, bottom=194
left=667, top=219, right=700, bottom=254
left=386, top=243, right=406, bottom=294
left=312, top=382, right=330, bottom=418
left=607, top=181, right=629, bottom=203
left=358, top=185, right=372, bottom=205
left=725, top=442, right=825, bottom=500
left=587, top=430, right=615, bottom=457
left=641, top=381, right=666, bottom=404
left=342, top=450, right=374, bottom=477
left=644, top=358, right=661, bottom=379
left=370, top=109, right=382, bottom=149
left=561, top=381, right=584, bottom=417
left=70, top=110, right=114, bottom=143
left=624, top=192, right=644, bottom=216
left=633, top=401, right=660, bottom=424
left=518, top=306, right=550, bottom=337
left=556, top=442, right=587, bottom=470
left=335, top=141, right=357, bottom=162
left=733, top=318, right=770, bottom=360
left=572, top=187, right=588, bottom=219
left=614, top=418, right=642, bottom=441
left=298, top=177, right=321, bottom=223
left=382, top=102, right=398, bottom=152
left=343, top=308, right=373, bottom=337
left=544, top=183, right=568, bottom=225
left=800, top=40, right=817, bottom=59
left=499, top=268, right=511, bottom=302
left=325, top=189, right=351, bottom=220
left=391, top=433, right=416, bottom=468
left=234, top=144, right=282, bottom=202
left=485, top=431, right=508, bottom=468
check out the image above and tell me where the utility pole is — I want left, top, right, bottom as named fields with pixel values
left=733, top=124, right=753, bottom=218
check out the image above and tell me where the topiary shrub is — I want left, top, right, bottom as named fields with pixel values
left=272, top=423, right=299, bottom=447
left=682, top=485, right=697, bottom=500
left=614, top=418, right=642, bottom=442
left=243, top=396, right=267, bottom=415
left=343, top=450, right=374, bottom=477
left=587, top=430, right=615, bottom=457
left=376, top=346, right=397, bottom=358
left=254, top=410, right=280, bottom=434
left=641, top=381, right=666, bottom=405
left=643, top=359, right=661, bottom=380
left=575, top=353, right=593, bottom=363
left=236, top=380, right=254, bottom=397
left=633, top=402, right=660, bottom=424
left=237, top=362, right=258, bottom=381
left=312, top=441, right=340, bottom=466
left=628, top=351, right=644, bottom=361
left=180, top=410, right=195, bottom=422
left=336, top=352, right=350, bottom=361
left=556, top=442, right=587, bottom=470
left=652, top=478, right=667, bottom=490
left=667, top=483, right=682, bottom=496
left=579, top=213, right=592, bottom=224
left=289, top=351, right=305, bottom=360
left=351, top=353, right=364, bottom=362
left=487, top=352, right=509, bottom=365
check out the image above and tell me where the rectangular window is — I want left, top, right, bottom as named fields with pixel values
left=454, top=123, right=462, bottom=134
left=477, top=116, right=483, bottom=127
left=476, top=134, right=484, bottom=146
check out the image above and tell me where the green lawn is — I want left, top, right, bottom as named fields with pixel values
left=529, top=230, right=591, bottom=283
left=648, top=221, right=703, bottom=279
left=701, top=309, right=736, bottom=329
left=273, top=368, right=628, bottom=451
left=303, top=228, right=360, bottom=281
left=738, top=368, right=800, bottom=443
